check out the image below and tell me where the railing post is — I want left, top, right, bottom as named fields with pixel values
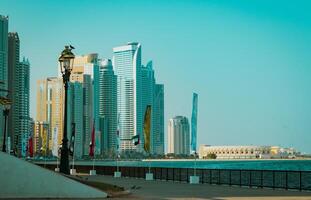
left=229, top=170, right=232, bottom=186
left=210, top=169, right=212, bottom=184
left=173, top=168, right=175, bottom=181
left=218, top=169, right=221, bottom=185
left=299, top=171, right=302, bottom=191
left=285, top=171, right=288, bottom=190
left=166, top=168, right=169, bottom=181
left=187, top=168, right=189, bottom=183
left=261, top=170, right=263, bottom=188
left=249, top=170, right=252, bottom=188
left=273, top=171, right=275, bottom=190
left=240, top=170, right=242, bottom=187
left=201, top=169, right=204, bottom=184
left=160, top=167, right=163, bottom=180
left=180, top=168, right=181, bottom=182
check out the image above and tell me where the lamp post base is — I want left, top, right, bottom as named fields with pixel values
left=189, top=176, right=200, bottom=184
left=114, top=171, right=121, bottom=178
left=70, top=169, right=77, bottom=175
left=89, top=170, right=96, bottom=175
left=145, top=173, right=153, bottom=181
left=55, top=167, right=60, bottom=172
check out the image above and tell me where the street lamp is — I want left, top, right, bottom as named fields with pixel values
left=58, top=45, right=75, bottom=174
left=1, top=99, right=11, bottom=152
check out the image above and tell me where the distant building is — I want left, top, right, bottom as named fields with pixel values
left=198, top=145, right=271, bottom=159
left=0, top=15, right=8, bottom=148
left=33, top=121, right=50, bottom=156
left=66, top=54, right=97, bottom=156
left=36, top=77, right=64, bottom=150
left=94, top=59, right=117, bottom=154
left=113, top=42, right=142, bottom=152
left=68, top=82, right=83, bottom=158
left=191, top=93, right=198, bottom=154
left=7, top=32, right=30, bottom=157
left=141, top=61, right=155, bottom=153
left=153, top=84, right=164, bottom=155
left=168, top=116, right=190, bottom=155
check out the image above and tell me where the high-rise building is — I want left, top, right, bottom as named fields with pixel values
left=68, top=82, right=83, bottom=158
left=191, top=93, right=198, bottom=154
left=141, top=61, right=155, bottom=153
left=8, top=32, right=30, bottom=156
left=168, top=116, right=190, bottom=155
left=0, top=15, right=8, bottom=148
left=153, top=84, right=164, bottom=155
left=94, top=59, right=117, bottom=154
left=33, top=121, right=50, bottom=156
left=82, top=74, right=93, bottom=156
left=36, top=77, right=64, bottom=150
left=113, top=42, right=142, bottom=152
left=63, top=53, right=96, bottom=156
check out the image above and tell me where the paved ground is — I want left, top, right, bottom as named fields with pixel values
left=82, top=174, right=311, bottom=200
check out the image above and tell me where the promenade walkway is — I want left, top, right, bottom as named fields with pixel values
left=82, top=174, right=311, bottom=200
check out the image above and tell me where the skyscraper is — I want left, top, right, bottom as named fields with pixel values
left=8, top=32, right=30, bottom=156
left=83, top=74, right=93, bottom=156
left=68, top=82, right=83, bottom=158
left=191, top=93, right=198, bottom=154
left=113, top=42, right=142, bottom=152
left=141, top=61, right=155, bottom=153
left=168, top=116, right=190, bottom=155
left=0, top=15, right=8, bottom=148
left=94, top=59, right=117, bottom=154
left=153, top=84, right=164, bottom=155
left=36, top=77, right=64, bottom=149
left=65, top=54, right=96, bottom=156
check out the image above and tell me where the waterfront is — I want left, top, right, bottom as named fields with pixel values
left=39, top=159, right=311, bottom=171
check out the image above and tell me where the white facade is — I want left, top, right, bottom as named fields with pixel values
left=198, top=145, right=271, bottom=159
left=113, top=42, right=142, bottom=152
left=168, top=116, right=190, bottom=155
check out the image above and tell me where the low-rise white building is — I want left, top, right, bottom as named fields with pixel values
left=199, top=145, right=271, bottom=159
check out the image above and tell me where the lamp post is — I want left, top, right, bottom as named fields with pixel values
left=2, top=102, right=11, bottom=152
left=59, top=45, right=75, bottom=174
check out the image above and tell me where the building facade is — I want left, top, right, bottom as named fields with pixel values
left=68, top=82, right=84, bottom=158
left=198, top=145, right=272, bottom=159
left=36, top=77, right=64, bottom=150
left=7, top=32, right=30, bottom=157
left=153, top=84, right=164, bottom=155
left=141, top=61, right=155, bottom=153
left=33, top=121, right=50, bottom=156
left=0, top=15, right=8, bottom=148
left=113, top=42, right=142, bottom=152
left=167, top=116, right=190, bottom=155
left=94, top=59, right=117, bottom=154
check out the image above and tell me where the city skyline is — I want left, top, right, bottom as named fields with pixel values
left=1, top=0, right=311, bottom=153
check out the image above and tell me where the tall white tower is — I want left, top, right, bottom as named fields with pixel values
left=113, top=42, right=142, bottom=152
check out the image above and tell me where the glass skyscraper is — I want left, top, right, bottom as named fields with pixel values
left=113, top=42, right=142, bottom=152
left=93, top=59, right=117, bottom=154
left=0, top=15, right=8, bottom=148
left=7, top=32, right=30, bottom=157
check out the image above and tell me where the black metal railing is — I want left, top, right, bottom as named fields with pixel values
left=40, top=164, right=311, bottom=191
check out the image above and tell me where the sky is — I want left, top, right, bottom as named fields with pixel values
left=1, top=0, right=311, bottom=153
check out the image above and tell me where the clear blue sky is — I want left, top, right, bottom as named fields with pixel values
left=1, top=0, right=311, bottom=153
